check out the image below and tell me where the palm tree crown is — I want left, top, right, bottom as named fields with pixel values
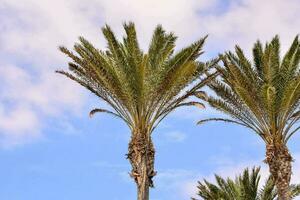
left=200, top=35, right=300, bottom=144
left=57, top=22, right=216, bottom=200
left=58, top=22, right=215, bottom=134
left=199, top=36, right=300, bottom=199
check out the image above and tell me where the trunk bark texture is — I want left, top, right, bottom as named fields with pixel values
left=127, top=129, right=156, bottom=200
left=265, top=142, right=293, bottom=200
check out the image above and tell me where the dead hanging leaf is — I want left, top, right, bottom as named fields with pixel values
left=177, top=101, right=205, bottom=109
left=193, top=102, right=206, bottom=109
left=194, top=91, right=208, bottom=101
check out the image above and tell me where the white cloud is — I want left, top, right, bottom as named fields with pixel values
left=200, top=0, right=300, bottom=54
left=0, top=104, right=40, bottom=148
left=150, top=169, right=200, bottom=200
left=163, top=131, right=187, bottom=143
left=0, top=64, right=84, bottom=147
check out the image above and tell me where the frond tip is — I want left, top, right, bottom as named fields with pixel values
left=89, top=108, right=121, bottom=119
left=197, top=118, right=246, bottom=126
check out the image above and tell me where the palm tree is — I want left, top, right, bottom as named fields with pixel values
left=56, top=22, right=216, bottom=200
left=198, top=36, right=300, bottom=199
left=193, top=167, right=300, bottom=200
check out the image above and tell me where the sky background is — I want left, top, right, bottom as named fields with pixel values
left=0, top=0, right=300, bottom=199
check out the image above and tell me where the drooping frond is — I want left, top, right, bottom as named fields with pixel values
left=89, top=108, right=122, bottom=119
left=197, top=117, right=247, bottom=126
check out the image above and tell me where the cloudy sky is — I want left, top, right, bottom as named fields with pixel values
left=0, top=0, right=300, bottom=199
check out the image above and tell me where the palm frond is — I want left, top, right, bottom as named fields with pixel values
left=89, top=108, right=122, bottom=119
left=290, top=184, right=300, bottom=198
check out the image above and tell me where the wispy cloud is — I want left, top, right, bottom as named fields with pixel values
left=162, top=131, right=187, bottom=143
left=0, top=64, right=84, bottom=148
left=200, top=0, right=300, bottom=54
left=91, top=161, right=128, bottom=170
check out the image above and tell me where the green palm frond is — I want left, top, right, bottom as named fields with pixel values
left=258, top=177, right=277, bottom=200
left=290, top=184, right=300, bottom=198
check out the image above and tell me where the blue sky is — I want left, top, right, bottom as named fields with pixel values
left=0, top=0, right=300, bottom=199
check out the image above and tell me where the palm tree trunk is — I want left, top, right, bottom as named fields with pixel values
left=265, top=142, right=293, bottom=200
left=137, top=156, right=150, bottom=200
left=127, top=130, right=156, bottom=200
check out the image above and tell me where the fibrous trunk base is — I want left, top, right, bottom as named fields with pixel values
left=265, top=142, right=293, bottom=200
left=127, top=131, right=156, bottom=200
